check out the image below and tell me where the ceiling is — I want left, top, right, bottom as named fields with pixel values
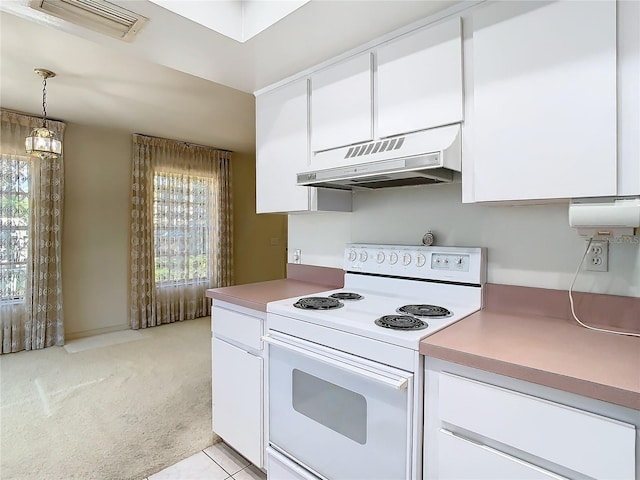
left=0, top=0, right=461, bottom=153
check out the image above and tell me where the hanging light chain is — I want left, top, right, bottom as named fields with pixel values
left=41, top=75, right=48, bottom=128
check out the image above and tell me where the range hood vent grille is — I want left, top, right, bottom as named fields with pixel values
left=30, top=0, right=148, bottom=42
left=344, top=136, right=406, bottom=159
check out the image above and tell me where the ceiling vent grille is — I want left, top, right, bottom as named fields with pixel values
left=29, top=0, right=148, bottom=42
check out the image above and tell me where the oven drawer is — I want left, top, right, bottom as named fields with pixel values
left=267, top=447, right=320, bottom=480
left=438, top=373, right=636, bottom=479
left=213, top=306, right=263, bottom=351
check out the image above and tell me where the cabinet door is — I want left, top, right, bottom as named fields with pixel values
left=618, top=0, right=640, bottom=196
left=438, top=430, right=566, bottom=480
left=377, top=17, right=463, bottom=138
left=438, top=372, right=636, bottom=480
left=310, top=53, right=373, bottom=152
left=212, top=337, right=263, bottom=468
left=470, top=1, right=617, bottom=202
left=256, top=79, right=310, bottom=213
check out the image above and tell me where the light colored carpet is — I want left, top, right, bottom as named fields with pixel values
left=0, top=317, right=218, bottom=480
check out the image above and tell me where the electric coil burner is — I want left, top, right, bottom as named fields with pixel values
left=293, top=297, right=343, bottom=310
left=375, top=315, right=428, bottom=330
left=397, top=304, right=452, bottom=318
left=329, top=292, right=364, bottom=300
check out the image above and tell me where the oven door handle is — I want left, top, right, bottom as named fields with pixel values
left=262, top=334, right=409, bottom=391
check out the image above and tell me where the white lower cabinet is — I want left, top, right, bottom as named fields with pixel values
left=438, top=430, right=566, bottom=480
left=212, top=303, right=265, bottom=468
left=424, top=359, right=638, bottom=480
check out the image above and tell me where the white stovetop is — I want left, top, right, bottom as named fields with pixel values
left=267, top=274, right=482, bottom=350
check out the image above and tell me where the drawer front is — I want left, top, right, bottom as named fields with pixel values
left=439, top=373, right=636, bottom=479
left=438, top=429, right=566, bottom=480
left=213, top=306, right=263, bottom=350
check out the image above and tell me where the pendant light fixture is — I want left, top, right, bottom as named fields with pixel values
left=25, top=68, right=62, bottom=160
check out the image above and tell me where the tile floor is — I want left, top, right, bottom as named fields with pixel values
left=148, top=441, right=266, bottom=480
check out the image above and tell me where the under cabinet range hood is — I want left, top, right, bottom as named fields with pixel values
left=298, top=124, right=461, bottom=190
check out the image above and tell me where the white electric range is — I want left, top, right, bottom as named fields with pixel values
left=264, top=244, right=486, bottom=480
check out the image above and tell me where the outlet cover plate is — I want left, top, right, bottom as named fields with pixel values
left=585, top=240, right=608, bottom=272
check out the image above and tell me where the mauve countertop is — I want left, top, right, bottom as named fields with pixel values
left=420, top=310, right=640, bottom=410
left=206, top=264, right=344, bottom=312
left=206, top=279, right=338, bottom=312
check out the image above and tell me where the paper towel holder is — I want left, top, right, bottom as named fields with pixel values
left=569, top=197, right=640, bottom=238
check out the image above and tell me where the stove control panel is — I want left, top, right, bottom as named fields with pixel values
left=432, top=254, right=469, bottom=272
left=344, top=244, right=487, bottom=284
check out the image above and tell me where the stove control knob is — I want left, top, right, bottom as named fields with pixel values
left=402, top=253, right=412, bottom=266
left=348, top=249, right=357, bottom=262
left=416, top=254, right=427, bottom=267
left=389, top=252, right=398, bottom=265
left=359, top=251, right=368, bottom=262
left=376, top=252, right=385, bottom=264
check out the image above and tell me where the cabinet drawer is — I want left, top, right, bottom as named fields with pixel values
left=438, top=429, right=565, bottom=480
left=439, top=373, right=635, bottom=479
left=213, top=306, right=263, bottom=351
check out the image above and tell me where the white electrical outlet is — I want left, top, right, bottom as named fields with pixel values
left=585, top=240, right=608, bottom=272
left=293, top=249, right=301, bottom=264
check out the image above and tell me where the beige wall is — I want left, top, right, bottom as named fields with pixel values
left=289, top=183, right=640, bottom=297
left=232, top=152, right=287, bottom=285
left=62, top=123, right=285, bottom=339
left=62, top=124, right=131, bottom=338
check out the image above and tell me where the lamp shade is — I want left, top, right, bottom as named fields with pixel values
left=25, top=126, right=62, bottom=160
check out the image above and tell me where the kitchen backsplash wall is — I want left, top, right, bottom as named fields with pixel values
left=289, top=183, right=640, bottom=297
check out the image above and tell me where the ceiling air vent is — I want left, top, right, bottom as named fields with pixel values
left=29, top=0, right=148, bottom=42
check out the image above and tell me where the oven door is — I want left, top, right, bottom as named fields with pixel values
left=264, top=331, right=414, bottom=480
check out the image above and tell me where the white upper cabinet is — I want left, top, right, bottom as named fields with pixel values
left=256, top=79, right=311, bottom=213
left=310, top=53, right=373, bottom=152
left=466, top=0, right=618, bottom=202
left=377, top=17, right=463, bottom=139
left=618, top=0, right=640, bottom=196
left=256, top=79, right=352, bottom=214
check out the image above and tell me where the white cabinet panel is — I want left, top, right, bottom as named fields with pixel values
left=214, top=306, right=262, bottom=351
left=438, top=372, right=636, bottom=480
left=377, top=17, right=463, bottom=138
left=438, top=430, right=566, bottom=480
left=212, top=337, right=263, bottom=468
left=618, top=0, right=640, bottom=195
left=256, top=79, right=310, bottom=213
left=470, top=1, right=617, bottom=202
left=256, top=80, right=352, bottom=214
left=310, top=53, right=373, bottom=152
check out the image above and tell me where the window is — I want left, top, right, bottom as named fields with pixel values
left=153, top=171, right=211, bottom=285
left=0, top=156, right=30, bottom=302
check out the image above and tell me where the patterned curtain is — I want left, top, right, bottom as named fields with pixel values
left=129, top=134, right=233, bottom=329
left=0, top=109, right=65, bottom=353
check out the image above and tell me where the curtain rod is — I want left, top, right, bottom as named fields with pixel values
left=134, top=133, right=233, bottom=153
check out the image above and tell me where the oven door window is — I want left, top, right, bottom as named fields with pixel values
left=292, top=368, right=367, bottom=445
left=268, top=335, right=413, bottom=480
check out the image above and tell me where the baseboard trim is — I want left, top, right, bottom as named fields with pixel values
left=65, top=323, right=130, bottom=340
